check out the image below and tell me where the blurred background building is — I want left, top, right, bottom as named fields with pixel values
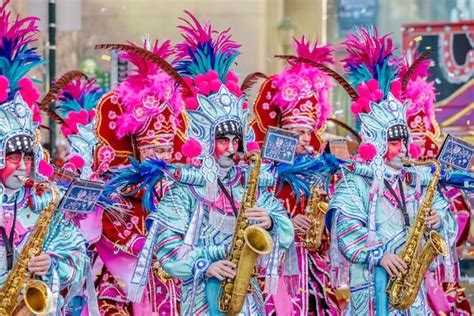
left=9, top=0, right=474, bottom=303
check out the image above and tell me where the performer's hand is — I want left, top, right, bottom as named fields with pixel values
left=246, top=207, right=272, bottom=229
left=380, top=253, right=407, bottom=277
left=292, top=214, right=312, bottom=234
left=28, top=253, right=52, bottom=276
left=206, top=260, right=236, bottom=281
left=425, top=209, right=441, bottom=229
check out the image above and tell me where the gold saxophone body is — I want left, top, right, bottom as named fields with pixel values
left=304, top=185, right=328, bottom=252
left=386, top=159, right=448, bottom=310
left=219, top=154, right=274, bottom=315
left=0, top=181, right=60, bottom=315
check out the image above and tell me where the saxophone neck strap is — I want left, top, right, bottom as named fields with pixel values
left=1, top=194, right=18, bottom=270
left=384, top=178, right=409, bottom=227
left=217, top=178, right=238, bottom=217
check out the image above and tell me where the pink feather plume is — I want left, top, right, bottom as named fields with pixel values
left=341, top=27, right=396, bottom=75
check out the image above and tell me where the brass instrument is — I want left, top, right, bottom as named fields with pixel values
left=0, top=181, right=60, bottom=315
left=304, top=185, right=328, bottom=251
left=386, top=159, right=448, bottom=310
left=219, top=154, right=274, bottom=315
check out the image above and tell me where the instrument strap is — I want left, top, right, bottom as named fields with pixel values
left=384, top=178, right=409, bottom=227
left=217, top=178, right=238, bottom=217
left=0, top=194, right=18, bottom=270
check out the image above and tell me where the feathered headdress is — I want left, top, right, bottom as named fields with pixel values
left=173, top=11, right=254, bottom=183
left=0, top=0, right=43, bottom=168
left=55, top=77, right=104, bottom=178
left=114, top=40, right=183, bottom=140
left=252, top=37, right=335, bottom=153
left=95, top=39, right=187, bottom=165
left=337, top=26, right=423, bottom=164
left=175, top=11, right=242, bottom=107
left=342, top=27, right=401, bottom=117
left=275, top=37, right=334, bottom=130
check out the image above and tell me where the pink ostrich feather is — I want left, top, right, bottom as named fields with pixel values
left=404, top=77, right=436, bottom=122
left=118, top=39, right=175, bottom=79
left=341, top=27, right=395, bottom=74
left=60, top=77, right=98, bottom=101
left=114, top=39, right=184, bottom=139
left=272, top=37, right=335, bottom=130
left=175, top=10, right=240, bottom=60
left=293, top=36, right=334, bottom=65
left=0, top=0, right=39, bottom=60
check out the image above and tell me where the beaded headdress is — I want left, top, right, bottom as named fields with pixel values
left=0, top=0, right=44, bottom=169
left=252, top=37, right=335, bottom=152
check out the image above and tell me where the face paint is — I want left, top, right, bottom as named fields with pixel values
left=289, top=126, right=313, bottom=154
left=384, top=139, right=407, bottom=170
left=0, top=152, right=33, bottom=191
left=214, top=134, right=239, bottom=168
left=139, top=145, right=174, bottom=162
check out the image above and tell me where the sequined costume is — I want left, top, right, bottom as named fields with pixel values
left=91, top=40, right=186, bottom=315
left=401, top=52, right=472, bottom=315
left=111, top=12, right=295, bottom=315
left=326, top=27, right=457, bottom=315
left=0, top=2, right=92, bottom=313
left=251, top=37, right=340, bottom=316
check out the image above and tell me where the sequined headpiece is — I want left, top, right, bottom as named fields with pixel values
left=94, top=40, right=187, bottom=169
left=252, top=37, right=335, bottom=152
left=175, top=11, right=254, bottom=158
left=0, top=0, right=43, bottom=168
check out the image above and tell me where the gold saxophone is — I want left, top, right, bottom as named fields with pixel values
left=219, top=154, right=274, bottom=315
left=386, top=159, right=448, bottom=310
left=304, top=185, right=328, bottom=252
left=0, top=181, right=60, bottom=315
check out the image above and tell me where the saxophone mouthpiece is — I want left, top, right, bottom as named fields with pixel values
left=18, top=176, right=34, bottom=188
left=232, top=153, right=242, bottom=164
left=402, top=158, right=413, bottom=166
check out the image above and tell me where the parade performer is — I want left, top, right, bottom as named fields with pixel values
left=92, top=39, right=186, bottom=315
left=251, top=37, right=340, bottom=315
left=0, top=1, right=93, bottom=314
left=326, top=27, right=457, bottom=315
left=106, top=12, right=295, bottom=315
left=400, top=51, right=472, bottom=315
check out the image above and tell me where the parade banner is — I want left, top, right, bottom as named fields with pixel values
left=401, top=21, right=474, bottom=140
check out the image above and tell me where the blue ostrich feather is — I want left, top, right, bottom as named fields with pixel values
left=276, top=153, right=341, bottom=202
left=175, top=41, right=239, bottom=82
left=0, top=2, right=44, bottom=98
left=103, top=158, right=170, bottom=213
left=55, top=78, right=104, bottom=117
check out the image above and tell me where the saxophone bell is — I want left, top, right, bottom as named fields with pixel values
left=22, top=279, right=53, bottom=314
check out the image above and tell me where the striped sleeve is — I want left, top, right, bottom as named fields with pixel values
left=330, top=174, right=384, bottom=264
left=43, top=210, right=89, bottom=289
left=155, top=225, right=227, bottom=279
left=154, top=183, right=227, bottom=279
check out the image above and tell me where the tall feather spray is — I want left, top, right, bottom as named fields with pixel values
left=112, top=40, right=184, bottom=138
left=342, top=26, right=399, bottom=95
left=0, top=0, right=42, bottom=93
left=56, top=77, right=104, bottom=137
left=175, top=11, right=240, bottom=82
